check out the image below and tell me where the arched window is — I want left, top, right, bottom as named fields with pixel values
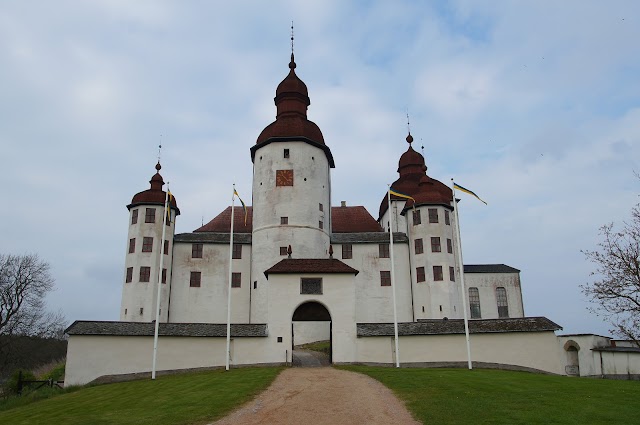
left=469, top=287, right=481, bottom=319
left=496, top=287, right=509, bottom=318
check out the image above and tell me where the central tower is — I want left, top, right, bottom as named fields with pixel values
left=249, top=52, right=335, bottom=323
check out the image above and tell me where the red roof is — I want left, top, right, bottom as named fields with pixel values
left=128, top=162, right=179, bottom=214
left=264, top=259, right=359, bottom=277
left=195, top=206, right=253, bottom=233
left=332, top=206, right=383, bottom=233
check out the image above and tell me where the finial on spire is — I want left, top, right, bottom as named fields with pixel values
left=289, top=21, right=296, bottom=70
left=157, top=138, right=162, bottom=163
left=406, top=111, right=413, bottom=144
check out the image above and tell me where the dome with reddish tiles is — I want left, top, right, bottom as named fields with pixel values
left=128, top=162, right=180, bottom=214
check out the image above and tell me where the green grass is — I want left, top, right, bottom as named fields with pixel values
left=298, top=340, right=331, bottom=355
left=341, top=366, right=640, bottom=425
left=0, top=367, right=282, bottom=425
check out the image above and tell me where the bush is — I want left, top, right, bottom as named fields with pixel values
left=3, top=369, right=36, bottom=396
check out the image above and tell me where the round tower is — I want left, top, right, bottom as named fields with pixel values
left=379, top=134, right=460, bottom=320
left=120, top=162, right=180, bottom=322
left=249, top=53, right=335, bottom=323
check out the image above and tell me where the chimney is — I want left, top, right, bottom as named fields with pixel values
left=341, top=201, right=346, bottom=207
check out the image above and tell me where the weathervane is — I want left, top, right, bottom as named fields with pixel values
left=291, top=21, right=294, bottom=55
left=157, top=136, right=162, bottom=163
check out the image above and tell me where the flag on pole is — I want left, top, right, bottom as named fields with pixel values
left=233, top=189, right=248, bottom=225
left=453, top=183, right=487, bottom=205
left=389, top=187, right=416, bottom=202
left=165, top=190, right=173, bottom=223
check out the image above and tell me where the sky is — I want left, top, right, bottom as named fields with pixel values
left=1, top=1, right=639, bottom=337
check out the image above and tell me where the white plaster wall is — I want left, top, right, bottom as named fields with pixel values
left=356, top=331, right=564, bottom=374
left=251, top=141, right=332, bottom=323
left=169, top=241, right=251, bottom=323
left=293, top=321, right=330, bottom=345
left=121, top=206, right=175, bottom=322
left=464, top=272, right=525, bottom=319
left=65, top=335, right=272, bottom=386
left=267, top=273, right=356, bottom=363
left=599, top=351, right=640, bottom=376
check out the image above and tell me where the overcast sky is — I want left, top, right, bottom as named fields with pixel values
left=1, top=1, right=639, bottom=337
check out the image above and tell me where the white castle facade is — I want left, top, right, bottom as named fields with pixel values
left=65, top=53, right=640, bottom=385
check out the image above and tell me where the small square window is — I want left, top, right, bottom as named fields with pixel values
left=380, top=271, right=391, bottom=286
left=301, top=278, right=322, bottom=294
left=142, top=237, right=153, bottom=252
left=428, top=208, right=438, bottom=223
left=232, top=243, right=242, bottom=259
left=277, top=336, right=283, bottom=343
left=431, top=237, right=441, bottom=253
left=126, top=267, right=133, bottom=283
left=139, top=266, right=151, bottom=282
left=164, top=240, right=169, bottom=255
left=449, top=266, right=455, bottom=281
left=433, top=266, right=443, bottom=281
left=232, top=272, right=241, bottom=288
left=445, top=210, right=451, bottom=225
left=131, top=209, right=138, bottom=225
left=129, top=238, right=135, bottom=254
left=413, top=210, right=421, bottom=225
left=447, top=238, right=453, bottom=254
left=145, top=208, right=156, bottom=223
left=416, top=266, right=425, bottom=282
left=284, top=148, right=290, bottom=158
left=281, top=217, right=288, bottom=225
left=379, top=244, right=390, bottom=258
left=280, top=246, right=288, bottom=256
left=190, top=271, right=201, bottom=287
left=319, top=203, right=323, bottom=212
left=192, top=243, right=203, bottom=258
left=162, top=268, right=167, bottom=284
left=414, top=238, right=423, bottom=254
left=342, top=244, right=353, bottom=259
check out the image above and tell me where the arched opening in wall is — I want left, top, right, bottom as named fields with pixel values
left=291, top=301, right=332, bottom=366
left=564, top=341, right=580, bottom=376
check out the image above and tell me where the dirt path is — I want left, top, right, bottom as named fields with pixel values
left=211, top=367, right=420, bottom=425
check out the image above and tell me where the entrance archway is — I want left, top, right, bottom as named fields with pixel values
left=292, top=301, right=332, bottom=364
left=564, top=341, right=580, bottom=376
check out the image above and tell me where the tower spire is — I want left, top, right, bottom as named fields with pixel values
left=406, top=111, right=413, bottom=145
left=289, top=21, right=296, bottom=69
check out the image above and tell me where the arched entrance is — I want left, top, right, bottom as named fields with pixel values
left=564, top=341, right=580, bottom=376
left=292, top=301, right=332, bottom=364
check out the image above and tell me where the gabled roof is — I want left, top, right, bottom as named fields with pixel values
left=332, top=206, right=383, bottom=233
left=195, top=206, right=253, bottom=233
left=264, top=258, right=359, bottom=278
left=464, top=264, right=520, bottom=273
left=65, top=321, right=268, bottom=337
left=358, top=317, right=562, bottom=337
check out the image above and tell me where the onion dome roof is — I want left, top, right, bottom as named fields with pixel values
left=128, top=162, right=180, bottom=214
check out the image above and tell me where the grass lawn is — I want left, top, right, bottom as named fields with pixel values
left=297, top=340, right=331, bottom=355
left=342, top=366, right=640, bottom=425
left=0, top=367, right=282, bottom=425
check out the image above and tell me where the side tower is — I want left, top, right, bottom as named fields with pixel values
left=249, top=53, right=335, bottom=323
left=379, top=134, right=459, bottom=320
left=120, top=162, right=180, bottom=322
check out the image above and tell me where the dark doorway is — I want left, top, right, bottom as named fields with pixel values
left=291, top=301, right=332, bottom=365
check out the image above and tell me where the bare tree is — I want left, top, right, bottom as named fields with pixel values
left=581, top=204, right=640, bottom=347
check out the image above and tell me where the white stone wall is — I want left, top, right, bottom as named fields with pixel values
left=251, top=141, right=332, bottom=323
left=464, top=272, right=525, bottom=319
left=121, top=206, right=175, bottom=322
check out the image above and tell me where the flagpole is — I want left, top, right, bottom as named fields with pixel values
left=225, top=185, right=236, bottom=371
left=152, top=183, right=170, bottom=379
left=451, top=179, right=472, bottom=370
left=387, top=186, right=400, bottom=368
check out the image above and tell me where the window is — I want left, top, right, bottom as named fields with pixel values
left=139, top=308, right=144, bottom=315
left=469, top=287, right=481, bottom=319
left=496, top=287, right=509, bottom=318
left=413, top=209, right=421, bottom=225
left=162, top=268, right=167, bottom=284
left=416, top=266, right=425, bottom=282
left=284, top=148, right=290, bottom=158
left=300, top=278, right=322, bottom=294
left=319, top=220, right=324, bottom=229
left=131, top=209, right=138, bottom=225
left=139, top=266, right=151, bottom=282
left=445, top=210, right=451, bottom=225
left=190, top=271, right=201, bottom=287
left=281, top=217, right=288, bottom=225
left=379, top=244, right=390, bottom=258
left=142, top=237, right=153, bottom=252
left=232, top=272, right=241, bottom=288
left=319, top=203, right=323, bottom=212
left=433, top=266, right=443, bottom=281
left=232, top=243, right=242, bottom=259
left=192, top=243, right=203, bottom=258
left=280, top=246, right=288, bottom=256
left=380, top=271, right=391, bottom=286
left=428, top=208, right=438, bottom=223
left=129, top=238, right=135, bottom=254
left=164, top=240, right=169, bottom=255
left=415, top=238, right=423, bottom=254
left=449, top=266, right=455, bottom=281
left=342, top=244, right=353, bottom=259
left=431, top=237, right=441, bottom=252
left=145, top=208, right=155, bottom=223
left=447, top=238, right=453, bottom=254
left=126, top=267, right=133, bottom=283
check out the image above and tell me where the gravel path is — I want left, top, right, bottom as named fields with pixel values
left=211, top=367, right=420, bottom=425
